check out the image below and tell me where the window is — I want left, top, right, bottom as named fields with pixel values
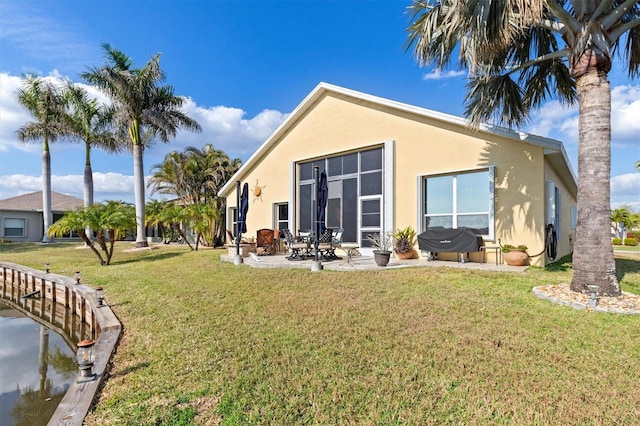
left=422, top=167, right=494, bottom=238
left=297, top=147, right=383, bottom=243
left=229, top=207, right=238, bottom=239
left=547, top=181, right=562, bottom=239
left=274, top=203, right=289, bottom=234
left=4, top=218, right=26, bottom=237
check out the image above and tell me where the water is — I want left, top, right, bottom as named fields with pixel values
left=0, top=301, right=76, bottom=426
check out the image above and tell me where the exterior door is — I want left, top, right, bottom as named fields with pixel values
left=359, top=196, right=382, bottom=256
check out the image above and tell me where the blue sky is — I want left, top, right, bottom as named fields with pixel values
left=0, top=0, right=638, bottom=209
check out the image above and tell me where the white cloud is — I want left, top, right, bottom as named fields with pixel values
left=422, top=68, right=466, bottom=80
left=611, top=173, right=640, bottom=211
left=527, top=84, right=640, bottom=149
left=149, top=98, right=287, bottom=161
left=0, top=70, right=288, bottom=201
left=526, top=100, right=578, bottom=144
left=0, top=172, right=138, bottom=203
left=611, top=172, right=640, bottom=196
left=611, top=85, right=640, bottom=148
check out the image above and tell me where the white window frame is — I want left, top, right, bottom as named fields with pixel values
left=420, top=166, right=495, bottom=241
left=547, top=181, right=562, bottom=240
left=3, top=217, right=27, bottom=238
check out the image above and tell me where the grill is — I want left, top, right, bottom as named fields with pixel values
left=417, top=227, right=483, bottom=254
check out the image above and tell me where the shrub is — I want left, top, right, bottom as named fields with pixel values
left=624, top=237, right=638, bottom=246
left=612, top=238, right=623, bottom=245
left=501, top=244, right=528, bottom=253
left=393, top=226, right=417, bottom=254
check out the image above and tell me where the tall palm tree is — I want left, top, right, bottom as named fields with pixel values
left=406, top=1, right=640, bottom=297
left=82, top=43, right=201, bottom=248
left=15, top=75, right=69, bottom=243
left=63, top=83, right=122, bottom=239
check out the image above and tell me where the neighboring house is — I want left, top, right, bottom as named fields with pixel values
left=0, top=191, right=84, bottom=242
left=219, top=83, right=577, bottom=266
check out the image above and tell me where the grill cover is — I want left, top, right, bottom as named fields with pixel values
left=417, top=227, right=483, bottom=253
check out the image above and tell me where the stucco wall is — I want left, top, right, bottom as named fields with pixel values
left=227, top=91, right=571, bottom=266
left=544, top=158, right=578, bottom=261
left=0, top=211, right=43, bottom=242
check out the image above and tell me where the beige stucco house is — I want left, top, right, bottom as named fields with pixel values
left=219, top=83, right=577, bottom=266
left=0, top=191, right=83, bottom=242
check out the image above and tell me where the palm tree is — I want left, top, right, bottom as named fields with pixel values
left=82, top=43, right=201, bottom=248
left=48, top=201, right=136, bottom=265
left=611, top=207, right=631, bottom=239
left=149, top=144, right=241, bottom=245
left=62, top=83, right=122, bottom=239
left=15, top=75, right=69, bottom=243
left=406, top=1, right=640, bottom=297
left=145, top=199, right=169, bottom=242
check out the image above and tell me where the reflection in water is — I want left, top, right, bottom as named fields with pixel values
left=0, top=303, right=76, bottom=426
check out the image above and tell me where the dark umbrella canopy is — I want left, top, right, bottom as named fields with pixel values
left=239, top=182, right=249, bottom=235
left=317, top=170, right=328, bottom=233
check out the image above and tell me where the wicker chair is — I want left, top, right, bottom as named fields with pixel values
left=256, top=228, right=275, bottom=255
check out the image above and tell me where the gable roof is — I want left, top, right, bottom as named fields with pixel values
left=219, top=82, right=577, bottom=197
left=0, top=191, right=84, bottom=212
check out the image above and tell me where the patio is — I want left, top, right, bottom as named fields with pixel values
left=220, top=250, right=528, bottom=272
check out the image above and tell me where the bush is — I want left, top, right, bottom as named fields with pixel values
left=393, top=226, right=417, bottom=254
left=612, top=238, right=622, bottom=245
left=502, top=244, right=528, bottom=253
left=624, top=238, right=638, bottom=246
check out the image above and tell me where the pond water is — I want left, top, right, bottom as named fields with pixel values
left=0, top=301, right=76, bottom=426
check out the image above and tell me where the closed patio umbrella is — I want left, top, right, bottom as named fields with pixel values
left=239, top=182, right=249, bottom=236
left=317, top=170, right=328, bottom=233
left=235, top=182, right=249, bottom=257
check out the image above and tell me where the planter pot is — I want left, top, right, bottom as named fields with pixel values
left=395, top=250, right=415, bottom=260
left=373, top=250, right=392, bottom=267
left=504, top=250, right=529, bottom=266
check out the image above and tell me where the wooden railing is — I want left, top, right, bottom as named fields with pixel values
left=0, top=262, right=121, bottom=426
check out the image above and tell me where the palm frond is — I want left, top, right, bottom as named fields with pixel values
left=464, top=73, right=528, bottom=128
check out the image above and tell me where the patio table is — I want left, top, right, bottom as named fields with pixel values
left=340, top=243, right=359, bottom=266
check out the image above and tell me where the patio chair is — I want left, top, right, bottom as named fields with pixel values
left=317, top=228, right=334, bottom=260
left=256, top=228, right=275, bottom=255
left=283, top=229, right=309, bottom=260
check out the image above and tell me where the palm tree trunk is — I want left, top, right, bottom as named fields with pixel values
left=84, top=143, right=94, bottom=243
left=570, top=71, right=620, bottom=296
left=133, top=143, right=148, bottom=248
left=42, top=145, right=52, bottom=243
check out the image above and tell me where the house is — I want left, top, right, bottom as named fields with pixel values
left=0, top=191, right=84, bottom=242
left=219, top=83, right=577, bottom=266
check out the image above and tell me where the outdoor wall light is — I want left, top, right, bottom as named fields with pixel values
left=75, top=271, right=81, bottom=284
left=587, top=285, right=600, bottom=309
left=76, top=338, right=96, bottom=382
left=44, top=263, right=50, bottom=273
left=95, top=286, right=105, bottom=306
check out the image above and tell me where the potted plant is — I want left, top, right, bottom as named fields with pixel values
left=367, top=232, right=393, bottom=266
left=501, top=244, right=529, bottom=266
left=393, top=226, right=417, bottom=259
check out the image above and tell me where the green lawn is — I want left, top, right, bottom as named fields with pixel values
left=2, top=242, right=640, bottom=425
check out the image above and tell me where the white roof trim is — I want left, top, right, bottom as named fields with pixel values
left=219, top=82, right=577, bottom=196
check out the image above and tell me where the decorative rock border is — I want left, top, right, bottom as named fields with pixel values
left=533, top=283, right=640, bottom=315
left=0, top=262, right=121, bottom=426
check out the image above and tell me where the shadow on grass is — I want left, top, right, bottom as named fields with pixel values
left=0, top=242, right=78, bottom=254
left=110, top=251, right=186, bottom=266
left=543, top=254, right=573, bottom=272
left=542, top=253, right=639, bottom=286
left=109, top=361, right=150, bottom=379
left=616, top=257, right=640, bottom=284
